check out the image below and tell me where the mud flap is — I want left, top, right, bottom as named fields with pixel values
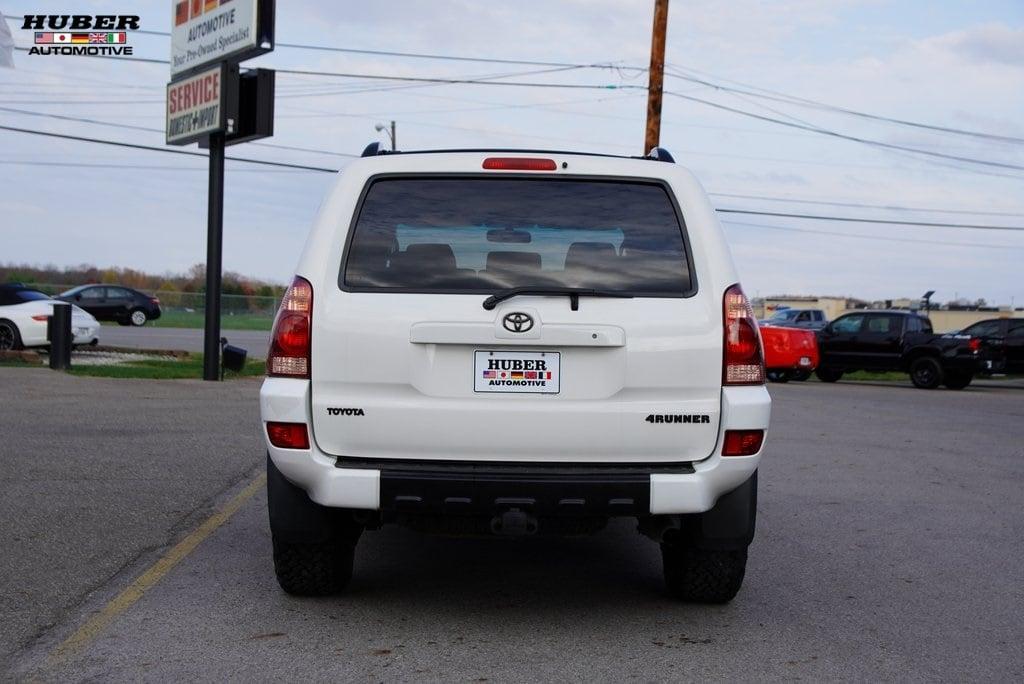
left=695, top=470, right=757, bottom=550
left=645, top=471, right=757, bottom=551
left=267, top=453, right=361, bottom=544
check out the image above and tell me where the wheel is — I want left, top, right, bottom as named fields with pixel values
left=0, top=320, right=23, bottom=351
left=815, top=367, right=843, bottom=383
left=272, top=537, right=355, bottom=596
left=661, top=544, right=747, bottom=603
left=129, top=309, right=148, bottom=326
left=909, top=356, right=943, bottom=389
left=267, top=454, right=362, bottom=596
left=791, top=370, right=811, bottom=381
left=943, top=370, right=972, bottom=390
left=766, top=370, right=790, bottom=383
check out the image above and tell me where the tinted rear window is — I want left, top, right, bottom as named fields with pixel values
left=0, top=288, right=50, bottom=305
left=342, top=177, right=693, bottom=295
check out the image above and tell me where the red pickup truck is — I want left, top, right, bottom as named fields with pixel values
left=759, top=323, right=819, bottom=382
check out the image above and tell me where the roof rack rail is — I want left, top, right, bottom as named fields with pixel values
left=646, top=147, right=675, bottom=163
left=361, top=141, right=394, bottom=157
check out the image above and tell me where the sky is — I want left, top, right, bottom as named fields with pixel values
left=1, top=0, right=1023, bottom=305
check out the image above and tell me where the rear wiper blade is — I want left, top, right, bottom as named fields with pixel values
left=482, top=287, right=632, bottom=311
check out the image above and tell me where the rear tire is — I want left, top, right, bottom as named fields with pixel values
left=943, top=370, right=972, bottom=390
left=0, top=320, right=22, bottom=351
left=130, top=308, right=148, bottom=326
left=766, top=370, right=789, bottom=383
left=909, top=356, right=943, bottom=389
left=267, top=454, right=362, bottom=596
left=661, top=544, right=747, bottom=603
left=815, top=367, right=843, bottom=383
left=272, top=537, right=355, bottom=596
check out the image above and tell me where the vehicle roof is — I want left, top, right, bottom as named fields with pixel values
left=372, top=148, right=652, bottom=160
left=839, top=309, right=929, bottom=317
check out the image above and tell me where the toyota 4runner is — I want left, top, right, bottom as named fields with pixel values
left=260, top=148, right=771, bottom=603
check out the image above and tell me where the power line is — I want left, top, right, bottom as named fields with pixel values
left=665, top=64, right=1024, bottom=145
left=709, top=192, right=1024, bottom=218
left=721, top=220, right=1024, bottom=250
left=664, top=90, right=1024, bottom=173
left=10, top=47, right=636, bottom=91
left=716, top=209, right=1024, bottom=231
left=0, top=124, right=338, bottom=172
left=0, top=160, right=305, bottom=172
left=0, top=106, right=359, bottom=158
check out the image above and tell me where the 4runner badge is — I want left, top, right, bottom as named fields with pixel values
left=327, top=408, right=365, bottom=416
left=646, top=414, right=710, bottom=424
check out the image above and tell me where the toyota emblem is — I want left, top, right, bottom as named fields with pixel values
left=502, top=312, right=534, bottom=333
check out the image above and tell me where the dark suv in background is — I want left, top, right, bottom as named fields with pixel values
left=57, top=285, right=161, bottom=326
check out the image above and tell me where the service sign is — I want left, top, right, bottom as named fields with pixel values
left=170, top=0, right=274, bottom=77
left=166, top=64, right=238, bottom=145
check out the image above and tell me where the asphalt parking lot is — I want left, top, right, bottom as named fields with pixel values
left=2, top=368, right=1022, bottom=680
left=98, top=326, right=271, bottom=358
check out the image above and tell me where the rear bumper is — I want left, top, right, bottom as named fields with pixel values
left=260, top=378, right=770, bottom=515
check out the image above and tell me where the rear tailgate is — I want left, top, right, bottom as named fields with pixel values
left=310, top=168, right=723, bottom=464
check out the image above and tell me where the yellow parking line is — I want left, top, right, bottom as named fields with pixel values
left=48, top=472, right=267, bottom=665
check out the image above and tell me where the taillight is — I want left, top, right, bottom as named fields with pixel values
left=151, top=297, right=160, bottom=305
left=482, top=157, right=557, bottom=171
left=723, top=284, right=765, bottom=385
left=268, top=276, right=312, bottom=378
left=266, top=422, right=310, bottom=449
left=31, top=314, right=49, bottom=321
left=722, top=429, right=764, bottom=456
left=968, top=338, right=982, bottom=352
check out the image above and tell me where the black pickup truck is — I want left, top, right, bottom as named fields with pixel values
left=814, top=310, right=983, bottom=389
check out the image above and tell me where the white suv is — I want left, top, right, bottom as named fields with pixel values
left=260, top=148, right=770, bottom=603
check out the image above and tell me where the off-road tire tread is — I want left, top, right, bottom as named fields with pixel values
left=272, top=538, right=354, bottom=596
left=662, top=545, right=747, bottom=604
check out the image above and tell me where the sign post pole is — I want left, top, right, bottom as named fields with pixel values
left=203, top=132, right=226, bottom=381
left=167, top=0, right=275, bottom=380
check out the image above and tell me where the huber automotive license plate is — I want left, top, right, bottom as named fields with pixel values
left=474, top=350, right=560, bottom=394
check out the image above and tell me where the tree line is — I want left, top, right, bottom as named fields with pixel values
left=1, top=262, right=285, bottom=298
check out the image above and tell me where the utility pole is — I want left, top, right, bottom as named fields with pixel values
left=390, top=120, right=397, bottom=151
left=644, top=0, right=669, bottom=154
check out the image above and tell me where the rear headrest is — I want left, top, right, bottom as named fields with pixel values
left=564, top=242, right=617, bottom=269
left=486, top=251, right=542, bottom=272
left=403, top=243, right=456, bottom=271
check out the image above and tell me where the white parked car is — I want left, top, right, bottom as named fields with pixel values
left=260, top=147, right=771, bottom=603
left=0, top=284, right=100, bottom=350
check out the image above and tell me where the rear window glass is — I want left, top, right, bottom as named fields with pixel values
left=0, top=289, right=50, bottom=305
left=342, top=177, right=693, bottom=295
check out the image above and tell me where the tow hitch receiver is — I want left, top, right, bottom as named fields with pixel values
left=491, top=508, right=538, bottom=536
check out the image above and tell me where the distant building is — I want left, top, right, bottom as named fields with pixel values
left=755, top=295, right=866, bottom=321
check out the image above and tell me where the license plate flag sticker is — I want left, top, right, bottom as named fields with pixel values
left=474, top=351, right=560, bottom=394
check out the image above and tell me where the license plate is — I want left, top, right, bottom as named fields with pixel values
left=474, top=350, right=560, bottom=394
left=74, top=328, right=88, bottom=337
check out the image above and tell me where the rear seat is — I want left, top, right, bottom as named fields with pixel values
left=563, top=242, right=617, bottom=288
left=387, top=243, right=474, bottom=287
